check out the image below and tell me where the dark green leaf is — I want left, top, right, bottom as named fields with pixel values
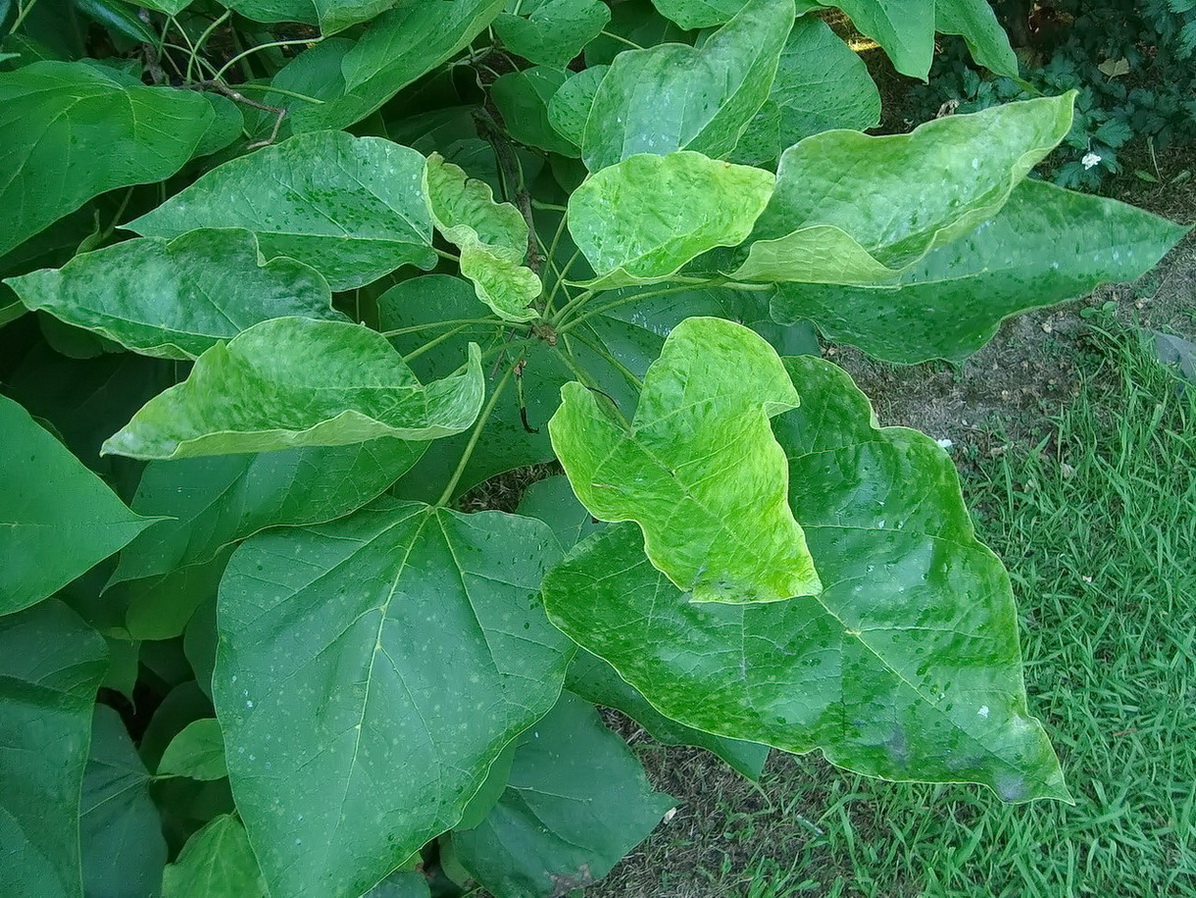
left=816, top=0, right=935, bottom=78
left=281, top=0, right=505, bottom=133
left=80, top=706, right=167, bottom=898
left=214, top=500, right=573, bottom=897
left=139, top=680, right=213, bottom=772
left=583, top=0, right=793, bottom=171
left=102, top=317, right=483, bottom=460
left=546, top=66, right=607, bottom=151
left=452, top=692, right=675, bottom=896
left=584, top=0, right=693, bottom=66
left=158, top=718, right=228, bottom=781
left=100, top=635, right=140, bottom=701
left=568, top=649, right=770, bottom=779
left=0, top=61, right=232, bottom=257
left=221, top=0, right=395, bottom=33
left=7, top=229, right=343, bottom=359
left=543, top=356, right=1070, bottom=801
left=648, top=0, right=745, bottom=29
left=937, top=0, right=1018, bottom=79
left=117, top=549, right=230, bottom=643
left=161, top=814, right=268, bottom=898
left=72, top=0, right=156, bottom=43
left=550, top=317, right=821, bottom=604
left=1, top=394, right=153, bottom=615
left=107, top=438, right=425, bottom=639
left=494, top=0, right=611, bottom=68
left=766, top=17, right=881, bottom=150
left=129, top=132, right=436, bottom=292
left=516, top=475, right=603, bottom=552
left=517, top=480, right=769, bottom=780
left=492, top=67, right=579, bottom=157
left=770, top=179, right=1192, bottom=362
left=0, top=601, right=109, bottom=898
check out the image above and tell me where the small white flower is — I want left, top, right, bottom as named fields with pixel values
left=936, top=438, right=954, bottom=450
left=1082, top=152, right=1102, bottom=170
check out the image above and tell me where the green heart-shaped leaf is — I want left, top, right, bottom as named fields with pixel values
left=1, top=395, right=154, bottom=615
left=215, top=500, right=573, bottom=897
left=582, top=0, right=794, bottom=171
left=129, top=132, right=436, bottom=292
left=770, top=178, right=1192, bottom=362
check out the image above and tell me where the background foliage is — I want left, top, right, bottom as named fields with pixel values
left=0, top=0, right=1187, bottom=895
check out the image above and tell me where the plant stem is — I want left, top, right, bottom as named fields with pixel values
left=380, top=318, right=505, bottom=338
left=540, top=215, right=573, bottom=317
left=435, top=365, right=515, bottom=507
left=97, top=187, right=136, bottom=244
left=214, top=35, right=323, bottom=83
left=233, top=83, right=326, bottom=104
left=186, top=10, right=231, bottom=83
left=550, top=342, right=630, bottom=426
left=568, top=325, right=644, bottom=391
left=9, top=0, right=43, bottom=34
left=599, top=30, right=645, bottom=50
left=434, top=248, right=461, bottom=263
left=556, top=280, right=767, bottom=334
left=402, top=325, right=472, bottom=363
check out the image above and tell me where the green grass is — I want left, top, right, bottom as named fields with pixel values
left=592, top=327, right=1196, bottom=897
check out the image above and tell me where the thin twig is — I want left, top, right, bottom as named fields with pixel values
left=183, top=81, right=288, bottom=148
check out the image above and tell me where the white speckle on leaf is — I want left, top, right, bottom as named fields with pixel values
left=978, top=705, right=990, bottom=718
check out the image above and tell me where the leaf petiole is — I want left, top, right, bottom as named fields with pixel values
left=436, top=364, right=515, bottom=506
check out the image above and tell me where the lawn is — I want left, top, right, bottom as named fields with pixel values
left=587, top=325, right=1196, bottom=898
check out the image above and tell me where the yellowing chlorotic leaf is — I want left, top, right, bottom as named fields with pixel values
left=567, top=152, right=775, bottom=288
left=102, top=317, right=483, bottom=460
left=732, top=93, right=1075, bottom=284
left=6, top=230, right=343, bottom=360
left=128, top=132, right=436, bottom=292
left=770, top=179, right=1192, bottom=362
left=424, top=153, right=541, bottom=320
left=549, top=316, right=821, bottom=604
left=582, top=0, right=794, bottom=171
left=543, top=356, right=1070, bottom=802
left=1098, top=57, right=1131, bottom=78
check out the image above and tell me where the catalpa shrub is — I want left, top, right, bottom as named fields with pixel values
left=0, top=0, right=1186, bottom=894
